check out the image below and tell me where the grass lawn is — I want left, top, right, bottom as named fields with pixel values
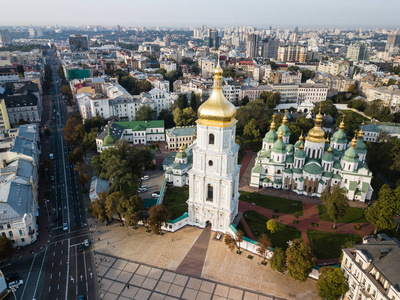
left=341, top=110, right=365, bottom=123
left=239, top=210, right=301, bottom=249
left=162, top=186, right=189, bottom=220
left=318, top=205, right=368, bottom=223
left=240, top=191, right=303, bottom=216
left=307, top=230, right=362, bottom=259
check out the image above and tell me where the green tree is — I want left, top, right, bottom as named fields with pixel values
left=135, top=105, right=157, bottom=121
left=61, top=85, right=72, bottom=100
left=148, top=204, right=171, bottom=235
left=224, top=229, right=244, bottom=254
left=82, top=127, right=100, bottom=151
left=89, top=191, right=109, bottom=222
left=317, top=266, right=349, bottom=300
left=173, top=107, right=197, bottom=126
left=241, top=96, right=250, bottom=106
left=120, top=195, right=143, bottom=227
left=74, top=162, right=90, bottom=187
left=257, top=234, right=271, bottom=263
left=68, top=147, right=85, bottom=165
left=83, top=115, right=106, bottom=133
left=267, top=219, right=279, bottom=234
left=286, top=239, right=316, bottom=281
left=313, top=100, right=338, bottom=118
left=243, top=118, right=260, bottom=142
left=321, top=187, right=349, bottom=229
left=0, top=236, right=13, bottom=259
left=300, top=69, right=313, bottom=82
left=191, top=62, right=200, bottom=75
left=288, top=65, right=299, bottom=72
left=260, top=91, right=281, bottom=109
left=365, top=184, right=400, bottom=234
left=270, top=247, right=287, bottom=272
left=158, top=108, right=175, bottom=128
left=176, top=93, right=189, bottom=109
left=190, top=92, right=202, bottom=112
left=105, top=156, right=135, bottom=192
left=106, top=191, right=126, bottom=223
left=223, top=67, right=237, bottom=78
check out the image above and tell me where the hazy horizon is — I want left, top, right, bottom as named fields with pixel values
left=2, top=0, right=400, bottom=29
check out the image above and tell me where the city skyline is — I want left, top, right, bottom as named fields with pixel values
left=2, top=0, right=400, bottom=28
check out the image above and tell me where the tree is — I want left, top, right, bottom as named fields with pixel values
left=190, top=92, right=202, bottom=112
left=176, top=94, right=189, bottom=109
left=267, top=219, right=279, bottom=234
left=191, top=62, right=200, bottom=75
left=120, top=195, right=143, bottom=227
left=243, top=118, right=260, bottom=142
left=82, top=127, right=100, bottom=151
left=105, top=156, right=135, bottom=192
left=68, top=147, right=85, bottom=165
left=270, top=247, right=287, bottom=272
left=241, top=96, right=250, bottom=106
left=317, top=266, right=349, bottom=300
left=286, top=239, right=316, bottom=281
left=135, top=105, right=157, bottom=121
left=257, top=234, right=271, bottom=263
left=148, top=204, right=171, bottom=235
left=173, top=107, right=197, bottom=126
left=75, top=162, right=90, bottom=187
left=260, top=91, right=280, bottom=109
left=64, top=118, right=82, bottom=145
left=321, top=187, right=349, bottom=229
left=313, top=100, right=338, bottom=118
left=158, top=108, right=175, bottom=129
left=89, top=191, right=109, bottom=222
left=300, top=69, right=313, bottom=82
left=61, top=85, right=72, bottom=100
left=105, top=191, right=126, bottom=223
left=223, top=67, right=237, bottom=78
left=0, top=236, right=13, bottom=259
left=224, top=229, right=244, bottom=254
left=365, top=184, right=400, bottom=234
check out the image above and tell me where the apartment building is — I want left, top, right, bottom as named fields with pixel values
left=297, top=83, right=328, bottom=103
left=277, top=45, right=307, bottom=63
left=240, top=85, right=272, bottom=101
left=0, top=99, right=10, bottom=131
left=271, top=83, right=299, bottom=103
left=346, top=42, right=370, bottom=61
left=317, top=60, right=350, bottom=77
left=222, top=81, right=241, bottom=103
left=366, top=86, right=400, bottom=112
left=165, top=126, right=197, bottom=151
left=341, top=234, right=400, bottom=300
left=270, top=70, right=302, bottom=84
left=160, top=61, right=177, bottom=73
left=198, top=58, right=217, bottom=79
left=0, top=124, right=40, bottom=247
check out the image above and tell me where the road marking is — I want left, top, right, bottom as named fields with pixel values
left=75, top=244, right=78, bottom=296
left=52, top=262, right=54, bottom=267
left=60, top=260, right=62, bottom=266
left=58, top=284, right=60, bottom=290
left=65, top=238, right=70, bottom=300
left=59, top=271, right=61, bottom=277
left=20, top=252, right=37, bottom=299
left=32, top=246, right=48, bottom=300
left=60, top=136, right=71, bottom=233
left=49, top=286, right=51, bottom=292
left=50, top=273, right=52, bottom=279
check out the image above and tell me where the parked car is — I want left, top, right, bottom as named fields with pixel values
left=141, top=175, right=149, bottom=181
left=152, top=191, right=160, bottom=198
left=138, top=187, right=146, bottom=193
left=49, top=153, right=54, bottom=160
left=77, top=295, right=86, bottom=300
left=140, top=185, right=147, bottom=189
left=63, top=222, right=68, bottom=231
left=51, top=176, right=55, bottom=182
left=8, top=279, right=23, bottom=289
left=5, top=273, right=20, bottom=284
left=78, top=244, right=84, bottom=252
left=84, top=239, right=90, bottom=247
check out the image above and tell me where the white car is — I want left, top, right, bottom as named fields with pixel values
left=49, top=153, right=54, bottom=160
left=141, top=175, right=149, bottom=181
left=63, top=222, right=68, bottom=231
left=8, top=279, right=23, bottom=289
left=151, top=191, right=160, bottom=198
left=84, top=239, right=90, bottom=247
left=140, top=185, right=147, bottom=189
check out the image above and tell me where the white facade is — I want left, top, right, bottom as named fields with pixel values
left=298, top=83, right=328, bottom=103
left=160, top=61, right=177, bottom=73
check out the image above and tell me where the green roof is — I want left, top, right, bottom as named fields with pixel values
left=333, top=162, right=341, bottom=169
left=294, top=149, right=306, bottom=159
left=252, top=165, right=262, bottom=174
left=285, top=155, right=294, bottom=164
left=103, top=127, right=115, bottom=146
left=166, top=126, right=196, bottom=137
left=362, top=182, right=369, bottom=193
left=342, top=187, right=348, bottom=192
left=272, top=139, right=287, bottom=153
left=319, top=179, right=325, bottom=184
left=292, top=168, right=302, bottom=174
left=284, top=168, right=292, bottom=173
left=274, top=179, right=282, bottom=184
left=115, top=120, right=165, bottom=131
left=331, top=129, right=347, bottom=143
left=263, top=130, right=278, bottom=143
left=286, top=144, right=294, bottom=153
left=168, top=212, right=189, bottom=223
left=165, top=169, right=173, bottom=174
left=333, top=173, right=342, bottom=179
left=175, top=151, right=187, bottom=159
left=263, top=178, right=271, bottom=183
left=303, top=162, right=324, bottom=175
left=355, top=190, right=362, bottom=196
left=322, top=151, right=334, bottom=162
left=298, top=177, right=304, bottom=182
left=349, top=181, right=357, bottom=191
left=355, top=139, right=366, bottom=152
left=342, top=147, right=359, bottom=163
left=277, top=124, right=290, bottom=136
left=322, top=171, right=333, bottom=178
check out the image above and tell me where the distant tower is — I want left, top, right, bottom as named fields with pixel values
left=246, top=34, right=259, bottom=58
left=165, top=34, right=170, bottom=47
left=187, top=55, right=240, bottom=232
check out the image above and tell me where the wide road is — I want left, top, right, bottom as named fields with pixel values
left=0, top=49, right=99, bottom=300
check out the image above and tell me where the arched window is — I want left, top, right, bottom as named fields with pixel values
left=7, top=224, right=10, bottom=229
left=209, top=133, right=215, bottom=145
left=19, top=230, right=23, bottom=236
left=207, top=184, right=213, bottom=201
left=9, top=231, right=13, bottom=238
left=277, top=170, right=281, bottom=174
left=0, top=225, right=3, bottom=230
left=208, top=160, right=213, bottom=166
left=1, top=233, right=5, bottom=238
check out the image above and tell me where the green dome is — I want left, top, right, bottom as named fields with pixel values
left=342, top=147, right=359, bottom=163
left=303, top=162, right=324, bottom=175
left=175, top=147, right=187, bottom=159
left=277, top=124, right=290, bottom=136
left=332, top=129, right=347, bottom=143
left=322, top=150, right=334, bottom=162
left=272, top=139, right=287, bottom=153
left=286, top=155, right=294, bottom=163
left=355, top=139, right=366, bottom=153
left=103, top=127, right=115, bottom=146
left=263, top=130, right=278, bottom=143
left=294, top=149, right=306, bottom=159
left=286, top=144, right=294, bottom=153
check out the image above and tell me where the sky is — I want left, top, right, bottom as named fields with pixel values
left=2, top=0, right=400, bottom=28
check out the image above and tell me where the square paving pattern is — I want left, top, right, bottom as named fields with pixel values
left=96, top=252, right=278, bottom=300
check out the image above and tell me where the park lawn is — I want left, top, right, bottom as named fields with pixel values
left=341, top=110, right=365, bottom=123
left=307, top=230, right=362, bottom=259
left=162, top=186, right=189, bottom=220
left=240, top=210, right=301, bottom=249
left=240, top=191, right=303, bottom=216
left=317, top=205, right=368, bottom=223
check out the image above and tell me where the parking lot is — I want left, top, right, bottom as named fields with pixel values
left=138, top=169, right=166, bottom=199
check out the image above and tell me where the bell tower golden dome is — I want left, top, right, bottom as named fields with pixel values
left=197, top=52, right=237, bottom=128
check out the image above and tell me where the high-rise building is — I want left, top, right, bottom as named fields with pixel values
left=69, top=34, right=89, bottom=52
left=346, top=42, right=369, bottom=61
left=246, top=34, right=259, bottom=58
left=28, top=27, right=36, bottom=38
left=385, top=32, right=399, bottom=51
left=261, top=38, right=280, bottom=59
left=277, top=45, right=307, bottom=63
left=0, top=30, right=11, bottom=47
left=165, top=34, right=170, bottom=47
left=210, top=29, right=219, bottom=49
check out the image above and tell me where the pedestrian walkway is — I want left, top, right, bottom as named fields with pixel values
left=238, top=200, right=374, bottom=244
left=96, top=253, right=281, bottom=300
left=176, top=227, right=211, bottom=277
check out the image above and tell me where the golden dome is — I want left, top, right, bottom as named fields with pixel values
left=278, top=130, right=283, bottom=140
left=299, top=141, right=304, bottom=150
left=305, top=111, right=325, bottom=143
left=350, top=133, right=357, bottom=148
left=270, top=114, right=276, bottom=131
left=282, top=110, right=288, bottom=125
left=197, top=53, right=236, bottom=128
left=339, top=115, right=345, bottom=130
left=299, top=131, right=304, bottom=141
left=358, top=122, right=364, bottom=139
left=327, top=146, right=333, bottom=153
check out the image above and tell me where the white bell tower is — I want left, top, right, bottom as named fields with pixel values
left=187, top=54, right=241, bottom=233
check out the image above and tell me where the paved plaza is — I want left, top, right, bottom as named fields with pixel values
left=96, top=253, right=280, bottom=300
